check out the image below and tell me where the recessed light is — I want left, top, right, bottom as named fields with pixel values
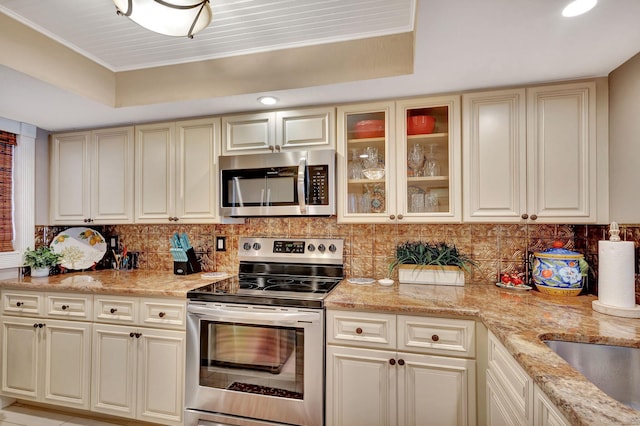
left=562, top=0, right=597, bottom=17
left=258, top=96, right=278, bottom=105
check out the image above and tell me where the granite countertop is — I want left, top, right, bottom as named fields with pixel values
left=0, top=270, right=231, bottom=298
left=325, top=282, right=640, bottom=426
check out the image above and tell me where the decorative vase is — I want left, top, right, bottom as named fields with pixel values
left=31, top=267, right=50, bottom=277
left=397, top=264, right=465, bottom=286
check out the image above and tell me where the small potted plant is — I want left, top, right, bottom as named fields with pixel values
left=23, top=246, right=62, bottom=277
left=388, top=241, right=477, bottom=286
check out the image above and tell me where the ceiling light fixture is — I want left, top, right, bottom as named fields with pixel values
left=258, top=96, right=279, bottom=106
left=113, top=0, right=212, bottom=39
left=562, top=0, right=597, bottom=17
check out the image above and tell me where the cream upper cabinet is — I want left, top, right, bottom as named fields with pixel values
left=135, top=118, right=220, bottom=223
left=50, top=127, right=134, bottom=225
left=463, top=81, right=604, bottom=223
left=337, top=96, right=461, bottom=223
left=221, top=107, right=335, bottom=155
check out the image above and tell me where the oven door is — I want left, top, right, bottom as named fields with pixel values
left=186, top=302, right=324, bottom=426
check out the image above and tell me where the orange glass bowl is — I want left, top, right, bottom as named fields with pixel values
left=353, top=120, right=385, bottom=138
left=407, top=115, right=435, bottom=135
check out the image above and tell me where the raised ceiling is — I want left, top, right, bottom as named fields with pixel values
left=1, top=0, right=640, bottom=132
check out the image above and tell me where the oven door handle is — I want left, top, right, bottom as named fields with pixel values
left=188, top=304, right=319, bottom=326
left=297, top=153, right=307, bottom=214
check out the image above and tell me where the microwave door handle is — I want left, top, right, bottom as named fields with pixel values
left=260, top=188, right=265, bottom=206
left=232, top=177, right=244, bottom=206
left=297, top=153, right=307, bottom=214
left=266, top=188, right=271, bottom=205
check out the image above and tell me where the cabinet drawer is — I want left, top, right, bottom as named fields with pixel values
left=45, top=293, right=92, bottom=320
left=487, top=332, right=532, bottom=422
left=140, top=298, right=186, bottom=329
left=397, top=315, right=476, bottom=357
left=327, top=310, right=396, bottom=349
left=2, top=290, right=43, bottom=316
left=94, top=296, right=138, bottom=324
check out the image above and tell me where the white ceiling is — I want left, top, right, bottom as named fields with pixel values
left=1, top=0, right=639, bottom=132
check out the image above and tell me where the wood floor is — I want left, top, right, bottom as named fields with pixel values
left=0, top=402, right=125, bottom=426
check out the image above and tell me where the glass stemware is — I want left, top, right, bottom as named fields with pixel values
left=347, top=148, right=363, bottom=180
left=424, top=144, right=440, bottom=177
left=407, top=144, right=425, bottom=177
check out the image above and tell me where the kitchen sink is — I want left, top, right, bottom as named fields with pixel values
left=543, top=339, right=640, bottom=410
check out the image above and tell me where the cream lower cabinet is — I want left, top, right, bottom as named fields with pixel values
left=50, top=126, right=135, bottom=225
left=462, top=80, right=606, bottom=223
left=135, top=118, right=220, bottom=223
left=0, top=291, right=93, bottom=410
left=326, top=310, right=476, bottom=426
left=486, top=332, right=568, bottom=426
left=91, top=323, right=185, bottom=425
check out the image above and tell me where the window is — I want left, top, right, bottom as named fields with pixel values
left=0, top=131, right=17, bottom=252
left=0, top=117, right=35, bottom=273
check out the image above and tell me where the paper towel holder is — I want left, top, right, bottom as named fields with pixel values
left=592, top=222, right=640, bottom=318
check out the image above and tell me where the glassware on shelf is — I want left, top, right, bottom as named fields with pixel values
left=362, top=146, right=385, bottom=180
left=411, top=193, right=425, bottom=213
left=425, top=191, right=439, bottom=212
left=424, top=144, right=440, bottom=177
left=364, top=183, right=385, bottom=213
left=407, top=144, right=425, bottom=177
left=347, top=148, right=363, bottom=180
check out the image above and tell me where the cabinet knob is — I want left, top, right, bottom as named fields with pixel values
left=521, top=213, right=529, bottom=220
left=269, top=146, right=275, bottom=152
left=135, top=332, right=142, bottom=338
left=130, top=332, right=135, bottom=338
left=158, top=312, right=166, bottom=318
left=61, top=305, right=69, bottom=310
left=398, top=359, right=405, bottom=366
left=110, top=308, right=117, bottom=314
left=397, top=214, right=404, bottom=220
left=355, top=327, right=363, bottom=335
left=275, top=145, right=281, bottom=152
left=389, top=358, right=396, bottom=366
left=530, top=214, right=538, bottom=221
left=431, top=334, right=440, bottom=342
left=38, top=323, right=45, bottom=328
left=33, top=323, right=38, bottom=328
left=389, top=215, right=395, bottom=220
left=16, top=301, right=23, bottom=307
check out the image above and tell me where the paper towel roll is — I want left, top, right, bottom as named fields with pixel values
left=598, top=240, right=636, bottom=308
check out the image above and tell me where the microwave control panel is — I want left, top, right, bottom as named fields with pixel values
left=308, top=165, right=329, bottom=205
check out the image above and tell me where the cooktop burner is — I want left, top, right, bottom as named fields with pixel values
left=187, top=237, right=345, bottom=308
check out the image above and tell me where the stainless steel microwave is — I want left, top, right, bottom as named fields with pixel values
left=219, top=149, right=335, bottom=217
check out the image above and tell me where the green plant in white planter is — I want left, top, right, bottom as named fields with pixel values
left=388, top=241, right=477, bottom=286
left=23, top=246, right=62, bottom=277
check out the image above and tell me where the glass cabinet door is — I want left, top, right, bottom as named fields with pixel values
left=337, top=102, right=395, bottom=223
left=396, top=96, right=461, bottom=222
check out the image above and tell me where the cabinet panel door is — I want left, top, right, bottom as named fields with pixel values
left=135, top=122, right=175, bottom=223
left=221, top=112, right=275, bottom=154
left=486, top=369, right=523, bottom=426
left=91, top=126, right=134, bottom=224
left=175, top=118, right=219, bottom=222
left=463, top=89, right=527, bottom=222
left=398, top=352, right=475, bottom=426
left=91, top=324, right=136, bottom=418
left=136, top=329, right=185, bottom=424
left=1, top=317, right=39, bottom=399
left=526, top=82, right=596, bottom=222
left=43, top=319, right=92, bottom=409
left=326, top=345, right=396, bottom=426
left=50, top=132, right=90, bottom=224
left=277, top=108, right=335, bottom=150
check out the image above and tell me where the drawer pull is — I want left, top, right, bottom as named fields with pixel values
left=355, top=327, right=363, bottom=335
left=16, top=301, right=23, bottom=307
left=110, top=308, right=118, bottom=314
left=158, top=312, right=166, bottom=318
left=398, top=359, right=405, bottom=366
left=61, top=305, right=69, bottom=310
left=431, top=334, right=440, bottom=342
left=389, top=358, right=396, bottom=366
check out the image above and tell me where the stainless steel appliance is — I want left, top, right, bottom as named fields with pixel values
left=185, top=237, right=344, bottom=426
left=219, top=149, right=335, bottom=217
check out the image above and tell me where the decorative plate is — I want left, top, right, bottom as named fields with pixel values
left=495, top=282, right=532, bottom=291
left=50, top=227, right=107, bottom=270
left=347, top=277, right=376, bottom=285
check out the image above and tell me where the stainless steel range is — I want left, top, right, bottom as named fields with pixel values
left=185, top=237, right=344, bottom=426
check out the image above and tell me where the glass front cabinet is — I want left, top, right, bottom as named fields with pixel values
left=337, top=96, right=461, bottom=223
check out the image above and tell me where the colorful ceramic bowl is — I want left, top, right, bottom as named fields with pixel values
left=407, top=115, right=435, bottom=135
left=535, top=284, right=583, bottom=297
left=531, top=243, right=586, bottom=289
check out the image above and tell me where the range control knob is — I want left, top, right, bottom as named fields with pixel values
left=252, top=242, right=261, bottom=251
left=307, top=244, right=316, bottom=252
left=243, top=242, right=252, bottom=251
left=318, top=244, right=326, bottom=253
left=329, top=244, right=337, bottom=253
